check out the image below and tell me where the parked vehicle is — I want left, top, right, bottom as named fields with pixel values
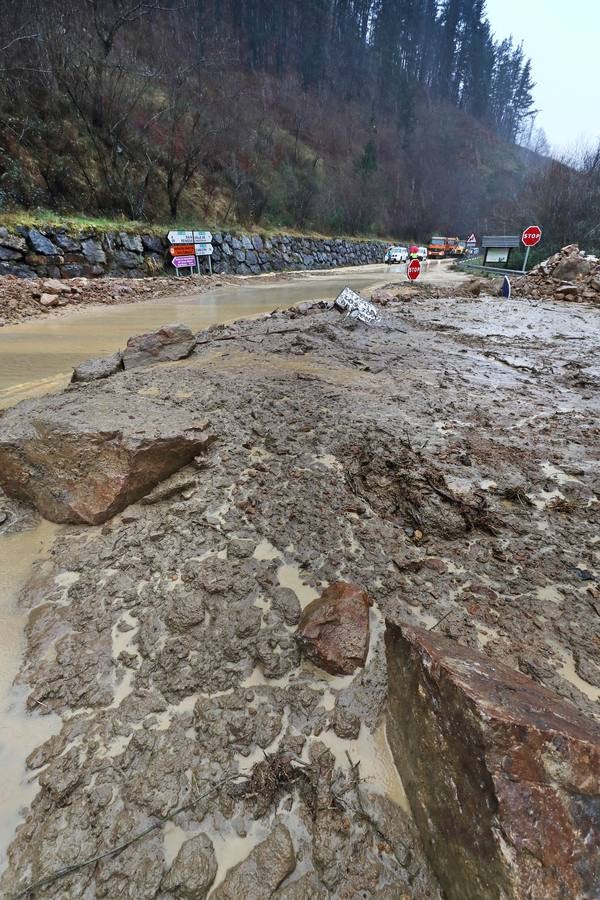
left=451, top=240, right=467, bottom=257
left=384, top=245, right=409, bottom=263
left=416, top=246, right=428, bottom=260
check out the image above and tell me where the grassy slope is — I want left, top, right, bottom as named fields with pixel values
left=0, top=209, right=397, bottom=243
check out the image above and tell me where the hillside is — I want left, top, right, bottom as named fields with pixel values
left=0, top=1, right=546, bottom=240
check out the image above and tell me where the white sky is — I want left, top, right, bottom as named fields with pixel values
left=485, top=0, right=600, bottom=153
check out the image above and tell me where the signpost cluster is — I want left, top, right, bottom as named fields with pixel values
left=465, top=224, right=542, bottom=275
left=167, top=230, right=213, bottom=276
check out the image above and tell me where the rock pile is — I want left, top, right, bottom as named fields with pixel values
left=514, top=243, right=600, bottom=302
left=0, top=273, right=222, bottom=326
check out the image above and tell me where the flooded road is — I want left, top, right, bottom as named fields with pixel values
left=0, top=521, right=60, bottom=865
left=0, top=264, right=406, bottom=409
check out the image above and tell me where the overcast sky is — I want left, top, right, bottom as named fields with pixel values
left=485, top=0, right=600, bottom=154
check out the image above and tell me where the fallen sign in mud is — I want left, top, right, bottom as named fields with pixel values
left=334, top=287, right=381, bottom=325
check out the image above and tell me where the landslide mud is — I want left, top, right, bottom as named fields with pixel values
left=1, top=289, right=598, bottom=897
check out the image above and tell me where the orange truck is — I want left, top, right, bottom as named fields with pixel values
left=427, top=236, right=448, bottom=258
left=427, top=235, right=465, bottom=258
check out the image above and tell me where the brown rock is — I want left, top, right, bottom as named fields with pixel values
left=552, top=255, right=593, bottom=281
left=38, top=292, right=59, bottom=307
left=122, top=323, right=195, bottom=369
left=385, top=622, right=600, bottom=900
left=42, top=278, right=71, bottom=294
left=296, top=582, right=372, bottom=675
left=0, top=390, right=215, bottom=524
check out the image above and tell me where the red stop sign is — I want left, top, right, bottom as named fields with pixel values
left=522, top=225, right=542, bottom=247
left=407, top=259, right=421, bottom=281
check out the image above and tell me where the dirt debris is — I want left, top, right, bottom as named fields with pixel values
left=513, top=243, right=600, bottom=303
left=0, top=273, right=239, bottom=326
left=1, top=289, right=599, bottom=897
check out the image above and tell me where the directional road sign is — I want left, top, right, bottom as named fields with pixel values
left=172, top=255, right=196, bottom=268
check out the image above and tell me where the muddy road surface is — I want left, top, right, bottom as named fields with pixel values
left=0, top=282, right=598, bottom=897
left=0, top=261, right=461, bottom=409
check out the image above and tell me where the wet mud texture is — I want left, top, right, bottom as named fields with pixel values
left=2, top=292, right=599, bottom=898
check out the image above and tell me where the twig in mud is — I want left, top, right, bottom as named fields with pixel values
left=11, top=773, right=243, bottom=899
left=427, top=609, right=454, bottom=631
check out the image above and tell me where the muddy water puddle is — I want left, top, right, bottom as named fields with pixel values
left=0, top=520, right=61, bottom=864
left=0, top=267, right=389, bottom=409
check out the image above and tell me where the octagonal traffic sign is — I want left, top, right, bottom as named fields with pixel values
left=407, top=258, right=421, bottom=280
left=522, top=225, right=542, bottom=247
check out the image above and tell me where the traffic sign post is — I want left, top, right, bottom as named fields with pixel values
left=167, top=229, right=213, bottom=275
left=521, top=225, right=542, bottom=273
left=172, top=254, right=197, bottom=276
left=407, top=258, right=421, bottom=281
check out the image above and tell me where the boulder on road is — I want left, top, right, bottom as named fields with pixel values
left=385, top=622, right=600, bottom=900
left=71, top=351, right=124, bottom=383
left=122, top=323, right=196, bottom=370
left=0, top=390, right=215, bottom=524
left=296, top=582, right=372, bottom=675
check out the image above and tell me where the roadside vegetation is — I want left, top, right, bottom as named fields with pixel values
left=0, top=0, right=544, bottom=241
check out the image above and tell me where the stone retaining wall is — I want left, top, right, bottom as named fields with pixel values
left=0, top=225, right=388, bottom=280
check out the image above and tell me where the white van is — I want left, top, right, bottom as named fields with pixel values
left=417, top=246, right=428, bottom=261
left=384, top=246, right=409, bottom=264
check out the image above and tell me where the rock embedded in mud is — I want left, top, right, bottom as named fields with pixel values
left=211, top=824, right=295, bottom=899
left=122, top=322, right=196, bottom=369
left=71, top=350, right=124, bottom=383
left=296, top=582, right=372, bottom=675
left=161, top=833, right=217, bottom=898
left=0, top=390, right=214, bottom=524
left=384, top=622, right=600, bottom=900
left=273, top=872, right=328, bottom=898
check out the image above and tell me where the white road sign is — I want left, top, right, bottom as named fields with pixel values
left=167, top=229, right=213, bottom=244
left=168, top=230, right=194, bottom=244
left=194, top=243, right=213, bottom=255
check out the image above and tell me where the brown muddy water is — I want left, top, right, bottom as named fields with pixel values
left=0, top=521, right=61, bottom=865
left=0, top=264, right=403, bottom=409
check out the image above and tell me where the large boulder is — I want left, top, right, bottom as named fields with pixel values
left=0, top=391, right=214, bottom=524
left=385, top=622, right=600, bottom=900
left=122, top=323, right=196, bottom=370
left=211, top=825, right=295, bottom=900
left=296, top=582, right=372, bottom=675
left=553, top=255, right=593, bottom=281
